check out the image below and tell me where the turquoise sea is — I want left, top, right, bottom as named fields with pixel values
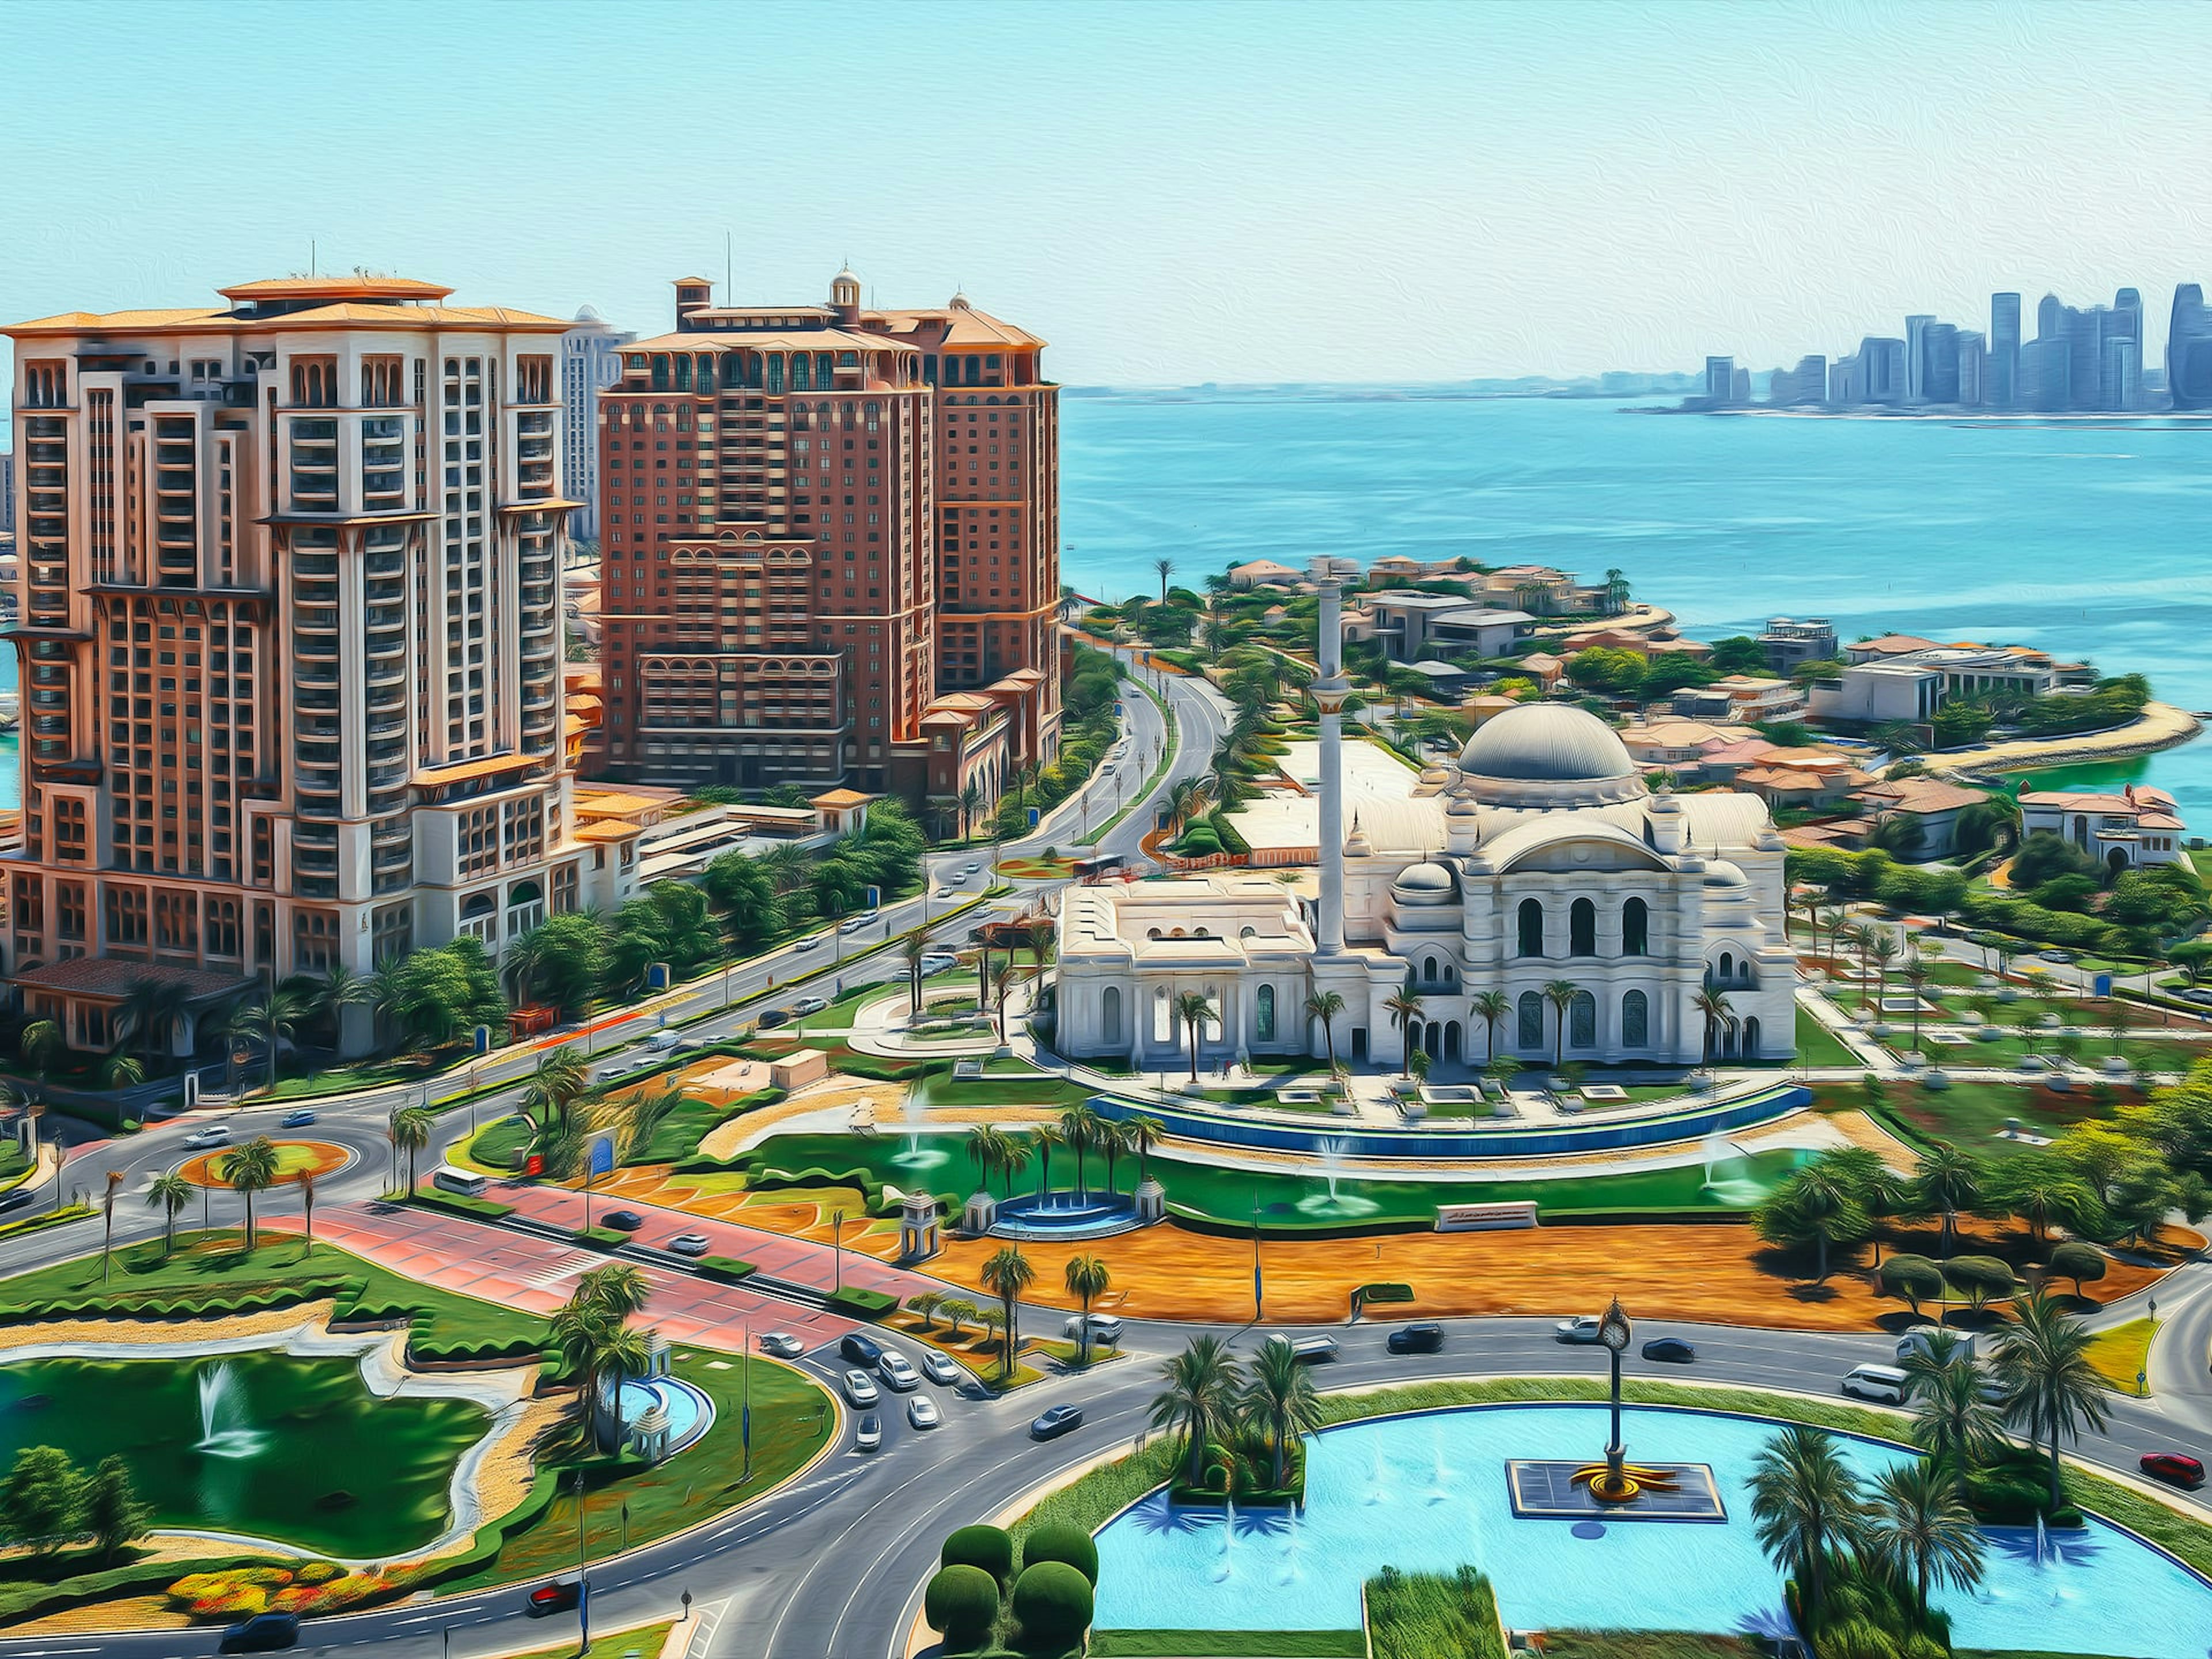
left=1060, top=393, right=2212, bottom=820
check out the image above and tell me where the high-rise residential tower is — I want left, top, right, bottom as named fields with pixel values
left=3, top=275, right=632, bottom=1057
left=1988, top=293, right=2021, bottom=408
left=595, top=270, right=1059, bottom=816
left=560, top=307, right=635, bottom=543
left=2169, top=284, right=2212, bottom=409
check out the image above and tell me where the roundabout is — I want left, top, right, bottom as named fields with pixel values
left=177, top=1139, right=356, bottom=1188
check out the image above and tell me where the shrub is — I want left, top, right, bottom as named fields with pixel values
left=2047, top=1240, right=2108, bottom=1296
left=942, top=1522, right=1014, bottom=1587
left=1019, top=1521, right=1099, bottom=1586
left=695, top=1255, right=757, bottom=1283
left=1877, top=1253, right=1945, bottom=1317
left=827, top=1286, right=897, bottom=1319
left=1943, top=1253, right=2017, bottom=1314
left=923, top=1563, right=1001, bottom=1652
left=408, top=1190, right=515, bottom=1223
left=1009, top=1559, right=1093, bottom=1656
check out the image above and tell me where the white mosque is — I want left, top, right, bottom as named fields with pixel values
left=1055, top=559, right=1797, bottom=1074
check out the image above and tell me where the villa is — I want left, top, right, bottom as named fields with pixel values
left=2018, top=782, right=2189, bottom=873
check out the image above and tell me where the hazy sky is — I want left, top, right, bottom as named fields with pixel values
left=2, top=0, right=2207, bottom=385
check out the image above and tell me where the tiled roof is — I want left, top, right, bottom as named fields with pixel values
left=14, top=957, right=250, bottom=1002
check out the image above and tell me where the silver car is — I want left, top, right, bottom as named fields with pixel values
left=919, top=1349, right=963, bottom=1386
left=759, top=1332, right=804, bottom=1360
left=907, top=1394, right=942, bottom=1430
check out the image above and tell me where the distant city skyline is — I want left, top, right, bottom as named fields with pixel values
left=3, top=1, right=2211, bottom=386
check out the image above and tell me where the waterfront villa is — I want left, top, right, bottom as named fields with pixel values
left=2019, top=783, right=2188, bottom=873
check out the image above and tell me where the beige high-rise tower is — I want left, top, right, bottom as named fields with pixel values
left=3, top=274, right=635, bottom=1058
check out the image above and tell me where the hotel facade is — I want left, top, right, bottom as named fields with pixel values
left=3, top=275, right=636, bottom=1056
left=593, top=270, right=1060, bottom=816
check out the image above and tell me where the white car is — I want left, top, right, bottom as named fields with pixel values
left=920, top=953, right=959, bottom=975
left=759, top=1332, right=805, bottom=1360
left=839, top=914, right=874, bottom=935
left=961, top=862, right=982, bottom=877
left=907, top=1394, right=942, bottom=1430
left=795, top=932, right=826, bottom=950
left=855, top=1411, right=882, bottom=1452
left=841, top=1369, right=880, bottom=1407
left=791, top=995, right=830, bottom=1017
left=877, top=1351, right=921, bottom=1392
left=934, top=886, right=956, bottom=900
left=1555, top=1316, right=1604, bottom=1344
left=181, top=1126, right=230, bottom=1149
left=1062, top=1313, right=1124, bottom=1346
left=919, top=1349, right=963, bottom=1386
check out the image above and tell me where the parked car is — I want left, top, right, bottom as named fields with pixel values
left=1641, top=1337, right=1696, bottom=1364
left=1386, top=1322, right=1444, bottom=1355
left=759, top=1332, right=805, bottom=1360
left=756, top=1009, right=790, bottom=1031
left=919, top=1349, right=963, bottom=1386
left=1062, top=1313, right=1124, bottom=1346
left=221, top=1612, right=301, bottom=1652
left=1840, top=1364, right=1910, bottom=1405
left=601, top=1210, right=643, bottom=1232
left=280, top=1110, right=317, bottom=1128
left=1555, top=1315, right=1603, bottom=1344
left=524, top=1580, right=581, bottom=1618
left=921, top=952, right=960, bottom=975
left=1287, top=1334, right=1339, bottom=1363
left=182, top=1126, right=231, bottom=1149
left=795, top=933, right=827, bottom=950
left=840, top=1332, right=885, bottom=1368
left=667, top=1233, right=712, bottom=1256
left=842, top=1369, right=880, bottom=1408
left=907, top=1394, right=942, bottom=1430
left=1031, top=1404, right=1084, bottom=1441
left=839, top=915, right=874, bottom=934
left=2141, top=1452, right=2205, bottom=1489
left=791, top=995, right=830, bottom=1017
left=2040, top=949, right=2078, bottom=964
left=878, top=1351, right=921, bottom=1392
left=855, top=1411, right=882, bottom=1453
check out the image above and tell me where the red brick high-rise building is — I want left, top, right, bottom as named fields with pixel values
left=594, top=270, right=1059, bottom=823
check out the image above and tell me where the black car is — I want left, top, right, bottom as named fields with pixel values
left=756, top=1008, right=791, bottom=1030
left=219, top=1613, right=301, bottom=1653
left=1641, top=1337, right=1696, bottom=1364
left=1031, top=1404, right=1084, bottom=1441
left=1386, top=1322, right=1445, bottom=1355
left=840, top=1331, right=885, bottom=1369
left=525, top=1580, right=582, bottom=1618
left=601, top=1210, right=644, bottom=1232
left=0, top=1188, right=37, bottom=1215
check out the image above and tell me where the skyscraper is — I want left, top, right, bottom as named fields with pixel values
left=1954, top=330, right=1984, bottom=407
left=1904, top=315, right=1935, bottom=402
left=595, top=270, right=1060, bottom=813
left=2169, top=283, right=2212, bottom=409
left=1989, top=293, right=2021, bottom=408
left=2, top=275, right=627, bottom=1058
left=1703, top=356, right=1735, bottom=403
left=1922, top=322, right=1960, bottom=403
left=560, top=307, right=635, bottom=543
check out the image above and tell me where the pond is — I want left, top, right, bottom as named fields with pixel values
left=0, top=1350, right=490, bottom=1559
left=1089, top=1403, right=2212, bottom=1657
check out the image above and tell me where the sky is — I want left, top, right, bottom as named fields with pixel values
left=2, top=0, right=2208, bottom=387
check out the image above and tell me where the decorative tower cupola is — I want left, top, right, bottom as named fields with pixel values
left=831, top=267, right=862, bottom=325
left=1648, top=785, right=1685, bottom=857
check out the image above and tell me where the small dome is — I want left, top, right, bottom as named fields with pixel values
left=1393, top=860, right=1455, bottom=892
left=1457, top=703, right=1646, bottom=808
left=574, top=304, right=603, bottom=323
left=1703, top=859, right=1748, bottom=887
left=949, top=290, right=972, bottom=310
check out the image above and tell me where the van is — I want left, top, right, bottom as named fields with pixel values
left=840, top=1332, right=885, bottom=1369
left=1895, top=1328, right=1975, bottom=1365
left=1840, top=1364, right=1910, bottom=1405
left=643, top=1030, right=680, bottom=1051
left=1287, top=1334, right=1340, bottom=1363
left=431, top=1166, right=489, bottom=1198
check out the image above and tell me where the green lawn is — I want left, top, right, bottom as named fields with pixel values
left=1836, top=1078, right=2123, bottom=1157
left=445, top=1348, right=834, bottom=1589
left=1793, top=1006, right=1862, bottom=1069
left=2086, top=1318, right=2156, bottom=1394
left=1091, top=1634, right=1363, bottom=1658
left=1532, top=1639, right=1762, bottom=1659
left=502, top=1625, right=676, bottom=1659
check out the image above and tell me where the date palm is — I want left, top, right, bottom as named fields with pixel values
left=1868, top=1458, right=1986, bottom=1616
left=980, top=1245, right=1036, bottom=1382
left=1241, top=1335, right=1325, bottom=1490
left=228, top=988, right=308, bottom=1095
left=523, top=1047, right=591, bottom=1131
left=1693, top=987, right=1733, bottom=1071
left=900, top=928, right=933, bottom=1019
left=1058, top=1103, right=1101, bottom=1202
left=100, top=1171, right=125, bottom=1285
left=1904, top=1330, right=2003, bottom=1483
left=1383, top=987, right=1423, bottom=1078
left=297, top=1169, right=317, bottom=1260
left=389, top=1104, right=433, bottom=1195
left=1991, top=1286, right=2111, bottom=1514
left=1149, top=1334, right=1243, bottom=1489
left=1303, top=991, right=1344, bottom=1070
left=579, top=1262, right=652, bottom=1323
left=1541, top=979, right=1581, bottom=1071
left=226, top=1136, right=281, bottom=1253
left=1154, top=555, right=1175, bottom=605
left=1176, top=991, right=1213, bottom=1082
left=1914, top=1141, right=1982, bottom=1259
left=1747, top=1423, right=1865, bottom=1631
left=1469, top=990, right=1510, bottom=1062
left=146, top=1171, right=194, bottom=1257
left=1126, top=1115, right=1165, bottom=1190
left=965, top=1124, right=1007, bottom=1194
left=1064, top=1253, right=1112, bottom=1366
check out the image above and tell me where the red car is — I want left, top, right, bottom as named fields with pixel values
left=525, top=1580, right=582, bottom=1617
left=2140, top=1453, right=2205, bottom=1490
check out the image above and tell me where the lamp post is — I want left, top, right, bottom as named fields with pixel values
left=1599, top=1297, right=1631, bottom=1498
left=2144, top=1296, right=2158, bottom=1397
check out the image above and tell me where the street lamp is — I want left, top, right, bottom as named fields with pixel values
left=1598, top=1298, right=1631, bottom=1496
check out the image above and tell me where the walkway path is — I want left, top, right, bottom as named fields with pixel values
left=1928, top=698, right=2201, bottom=777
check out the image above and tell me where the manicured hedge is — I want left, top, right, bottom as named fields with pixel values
left=411, top=1336, right=548, bottom=1366
left=407, top=1189, right=516, bottom=1223
left=1020, top=1522, right=1099, bottom=1586
left=1010, top=1560, right=1093, bottom=1656
left=0, top=1275, right=357, bottom=1326
left=827, top=1286, right=897, bottom=1319
left=695, top=1255, right=757, bottom=1283
left=0, top=1204, right=94, bottom=1243
left=925, top=1563, right=1002, bottom=1652
left=942, top=1522, right=1015, bottom=1586
left=1355, top=1282, right=1413, bottom=1305
left=573, top=1226, right=634, bottom=1252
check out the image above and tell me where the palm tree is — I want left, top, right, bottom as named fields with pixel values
left=1304, top=991, right=1344, bottom=1069
left=1868, top=1459, right=1987, bottom=1616
left=1175, top=990, right=1213, bottom=1082
left=1541, top=979, right=1581, bottom=1071
left=1241, top=1335, right=1325, bottom=1489
left=1469, top=990, right=1509, bottom=1062
left=980, top=1245, right=1036, bottom=1382
left=1902, top=948, right=1935, bottom=1056
left=1058, top=1103, right=1101, bottom=1202
left=1154, top=556, right=1175, bottom=605
left=579, top=1262, right=652, bottom=1323
left=100, top=1171, right=124, bottom=1284
left=389, top=1105, right=433, bottom=1194
left=1096, top=1120, right=1130, bottom=1198
left=117, top=976, right=191, bottom=1065
left=965, top=1124, right=1007, bottom=1195
left=1001, top=1132, right=1033, bottom=1199
left=297, top=1168, right=317, bottom=1259
left=1126, top=1115, right=1166, bottom=1190
left=1024, top=916, right=1056, bottom=984
left=101, top=1052, right=145, bottom=1091
left=1064, top=1254, right=1112, bottom=1366
left=549, top=1302, right=612, bottom=1450
left=1903, top=1331, right=2003, bottom=1482
left=901, top=929, right=933, bottom=1020
left=1148, top=1335, right=1244, bottom=1489
left=1747, top=1423, right=1865, bottom=1632
left=958, top=781, right=986, bottom=841
left=146, top=1171, right=193, bottom=1256
left=1914, top=1142, right=1982, bottom=1259
left=1785, top=1160, right=1863, bottom=1283
left=1382, top=987, right=1423, bottom=1079
left=226, top=1137, right=281, bottom=1252
left=1991, top=1286, right=2111, bottom=1514
left=229, top=987, right=308, bottom=1094
left=523, top=1048, right=591, bottom=1131
left=1692, top=986, right=1733, bottom=1071
left=17, top=1020, right=62, bottom=1080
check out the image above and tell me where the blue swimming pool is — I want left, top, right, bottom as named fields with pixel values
left=1089, top=1404, right=2212, bottom=1656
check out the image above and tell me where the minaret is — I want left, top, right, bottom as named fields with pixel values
left=1309, top=556, right=1356, bottom=953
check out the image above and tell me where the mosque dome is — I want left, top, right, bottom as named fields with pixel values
left=1456, top=704, right=1647, bottom=808
left=1390, top=861, right=1457, bottom=905
left=1703, top=860, right=1749, bottom=888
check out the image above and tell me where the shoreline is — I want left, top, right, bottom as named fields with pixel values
left=1925, top=700, right=2202, bottom=781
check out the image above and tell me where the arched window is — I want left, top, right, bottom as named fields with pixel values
left=1622, top=989, right=1649, bottom=1048
left=1570, top=898, right=1596, bottom=957
left=1718, top=950, right=1734, bottom=985
left=1743, top=1016, right=1762, bottom=1056
left=1422, top=956, right=1440, bottom=987
left=1622, top=897, right=1649, bottom=956
left=1517, top=990, right=1543, bottom=1050
left=1203, top=986, right=1223, bottom=1041
left=1102, top=986, right=1122, bottom=1046
left=1152, top=986, right=1171, bottom=1044
left=1570, top=991, right=1597, bottom=1050
left=1517, top=898, right=1544, bottom=958
left=1256, top=984, right=1277, bottom=1043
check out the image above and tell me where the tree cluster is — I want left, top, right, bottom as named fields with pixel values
left=0, top=1445, right=149, bottom=1563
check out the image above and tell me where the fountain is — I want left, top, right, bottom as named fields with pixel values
left=1276, top=1503, right=1303, bottom=1585
left=194, top=1362, right=269, bottom=1461
left=1698, top=1134, right=1770, bottom=1207
left=1365, top=1434, right=1388, bottom=1504
left=891, top=1077, right=950, bottom=1172
left=1294, top=1137, right=1382, bottom=1219
left=1214, top=1495, right=1236, bottom=1582
left=1427, top=1424, right=1452, bottom=1503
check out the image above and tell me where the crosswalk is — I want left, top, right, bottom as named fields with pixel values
left=517, top=1251, right=601, bottom=1291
